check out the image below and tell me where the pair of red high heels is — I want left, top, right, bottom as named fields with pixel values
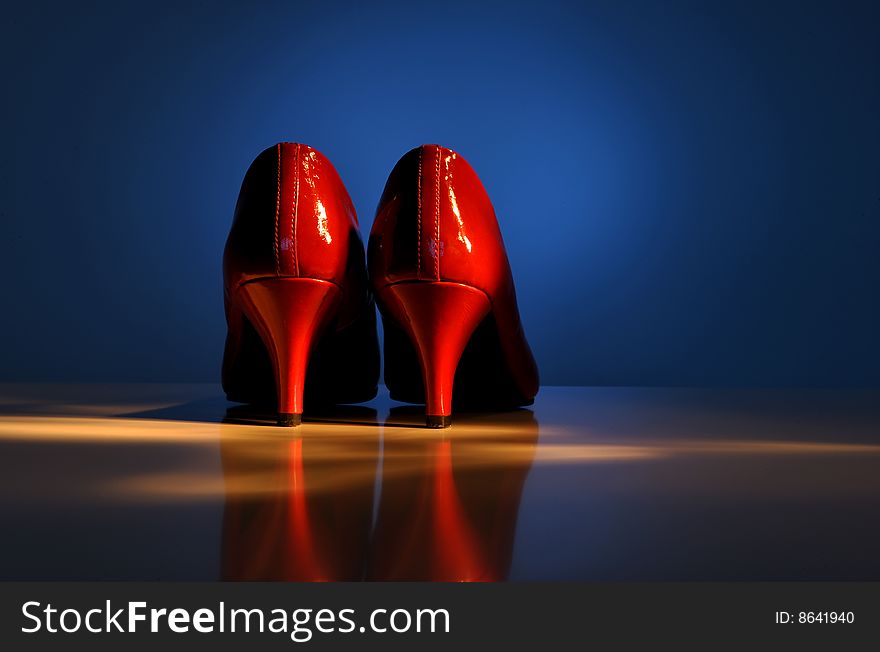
left=222, top=144, right=539, bottom=427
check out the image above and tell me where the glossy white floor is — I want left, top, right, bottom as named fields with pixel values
left=0, top=384, right=878, bottom=580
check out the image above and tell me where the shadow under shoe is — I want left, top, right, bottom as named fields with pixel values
left=223, top=404, right=379, bottom=428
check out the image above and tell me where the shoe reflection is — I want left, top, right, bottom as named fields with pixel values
left=368, top=408, right=538, bottom=581
left=219, top=407, right=537, bottom=581
left=219, top=416, right=379, bottom=580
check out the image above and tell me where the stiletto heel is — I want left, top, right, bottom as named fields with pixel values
left=235, top=278, right=341, bottom=426
left=378, top=282, right=490, bottom=427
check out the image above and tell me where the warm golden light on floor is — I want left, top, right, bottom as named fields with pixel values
left=0, top=384, right=878, bottom=580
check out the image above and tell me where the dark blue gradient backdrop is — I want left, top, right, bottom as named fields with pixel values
left=2, top=0, right=878, bottom=386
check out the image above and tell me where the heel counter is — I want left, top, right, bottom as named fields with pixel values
left=225, top=143, right=353, bottom=290
left=369, top=144, right=455, bottom=287
left=286, top=144, right=354, bottom=284
left=370, top=144, right=506, bottom=293
left=224, top=144, right=283, bottom=288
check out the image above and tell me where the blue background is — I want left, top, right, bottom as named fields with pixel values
left=2, top=0, right=878, bottom=386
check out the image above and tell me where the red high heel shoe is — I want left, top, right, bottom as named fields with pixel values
left=369, top=145, right=539, bottom=427
left=223, top=143, right=379, bottom=426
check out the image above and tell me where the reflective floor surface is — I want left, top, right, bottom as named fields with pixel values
left=0, top=384, right=878, bottom=580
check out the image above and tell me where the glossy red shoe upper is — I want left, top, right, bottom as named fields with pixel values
left=369, top=144, right=539, bottom=405
left=224, top=143, right=370, bottom=325
left=370, top=145, right=508, bottom=290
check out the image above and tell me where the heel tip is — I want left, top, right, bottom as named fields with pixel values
left=277, top=413, right=302, bottom=427
left=426, top=415, right=452, bottom=429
